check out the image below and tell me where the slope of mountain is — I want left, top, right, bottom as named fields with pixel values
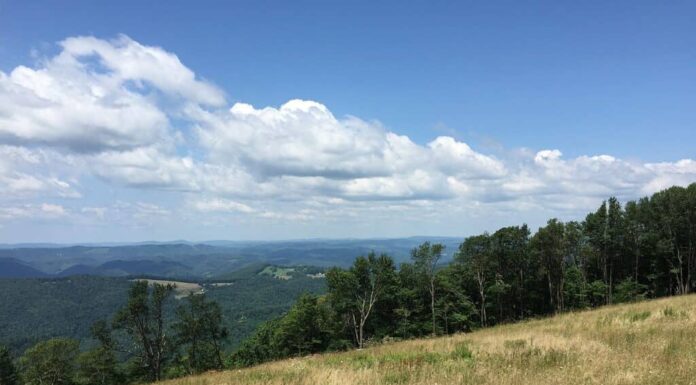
left=57, top=259, right=194, bottom=278
left=160, top=294, right=696, bottom=385
left=0, top=237, right=463, bottom=278
left=0, top=258, right=47, bottom=278
left=0, top=266, right=326, bottom=354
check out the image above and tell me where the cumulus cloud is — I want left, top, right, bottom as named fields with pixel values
left=0, top=203, right=68, bottom=220
left=0, top=145, right=79, bottom=198
left=0, top=35, right=695, bottom=236
left=0, top=35, right=222, bottom=153
left=193, top=198, right=255, bottom=214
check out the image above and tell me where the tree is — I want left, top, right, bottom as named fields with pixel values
left=532, top=219, right=566, bottom=313
left=173, top=293, right=229, bottom=374
left=113, top=281, right=173, bottom=382
left=326, top=253, right=396, bottom=348
left=586, top=201, right=612, bottom=303
left=228, top=318, right=282, bottom=368
left=490, top=225, right=531, bottom=320
left=19, top=338, right=79, bottom=385
left=0, top=345, right=18, bottom=385
left=392, top=263, right=430, bottom=338
left=456, top=234, right=494, bottom=326
left=435, top=265, right=477, bottom=333
left=274, top=294, right=331, bottom=357
left=76, top=321, right=122, bottom=385
left=411, top=242, right=445, bottom=335
left=651, top=187, right=695, bottom=295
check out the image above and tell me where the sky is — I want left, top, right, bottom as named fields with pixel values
left=0, top=0, right=694, bottom=243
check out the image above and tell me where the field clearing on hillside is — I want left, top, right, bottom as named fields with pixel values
left=133, top=279, right=204, bottom=299
left=160, top=294, right=696, bottom=385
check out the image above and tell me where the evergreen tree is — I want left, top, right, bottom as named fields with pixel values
left=0, top=345, right=18, bottom=385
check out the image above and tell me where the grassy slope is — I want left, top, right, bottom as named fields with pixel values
left=161, top=294, right=696, bottom=385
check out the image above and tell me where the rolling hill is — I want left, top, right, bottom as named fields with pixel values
left=0, top=265, right=326, bottom=354
left=0, top=258, right=48, bottom=278
left=0, top=237, right=463, bottom=279
left=160, top=294, right=696, bottom=385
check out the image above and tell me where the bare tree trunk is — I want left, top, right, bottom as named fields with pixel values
left=430, top=280, right=436, bottom=336
left=477, top=271, right=487, bottom=326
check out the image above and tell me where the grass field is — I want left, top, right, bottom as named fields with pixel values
left=161, top=295, right=696, bottom=385
left=133, top=279, right=205, bottom=299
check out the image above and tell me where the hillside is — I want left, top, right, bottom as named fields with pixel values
left=0, top=266, right=325, bottom=354
left=0, top=258, right=47, bottom=278
left=161, top=294, right=696, bottom=385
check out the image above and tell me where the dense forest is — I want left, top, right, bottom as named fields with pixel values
left=1, top=183, right=694, bottom=385
left=0, top=265, right=325, bottom=354
left=232, top=183, right=696, bottom=366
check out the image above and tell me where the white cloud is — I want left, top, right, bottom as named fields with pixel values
left=0, top=35, right=222, bottom=153
left=0, top=203, right=67, bottom=220
left=40, top=203, right=66, bottom=216
left=0, top=35, right=695, bottom=238
left=59, top=35, right=225, bottom=106
left=193, top=198, right=255, bottom=214
left=0, top=145, right=80, bottom=198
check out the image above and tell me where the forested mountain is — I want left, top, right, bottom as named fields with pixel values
left=1, top=184, right=695, bottom=385
left=0, top=265, right=326, bottom=355
left=228, top=183, right=696, bottom=367
left=0, top=258, right=47, bottom=279
left=0, top=237, right=462, bottom=279
left=56, top=260, right=195, bottom=278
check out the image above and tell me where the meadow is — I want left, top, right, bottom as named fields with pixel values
left=160, top=294, right=696, bottom=385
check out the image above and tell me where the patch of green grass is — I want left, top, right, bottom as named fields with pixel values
left=662, top=306, right=688, bottom=319
left=382, top=371, right=411, bottom=384
left=450, top=342, right=474, bottom=361
left=259, top=266, right=296, bottom=280
left=504, top=339, right=528, bottom=350
left=624, top=310, right=651, bottom=322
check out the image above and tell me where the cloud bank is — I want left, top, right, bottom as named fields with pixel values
left=0, top=35, right=694, bottom=240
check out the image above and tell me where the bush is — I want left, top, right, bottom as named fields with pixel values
left=19, top=338, right=79, bottom=385
left=614, top=278, right=648, bottom=303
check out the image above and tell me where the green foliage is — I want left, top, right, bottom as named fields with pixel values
left=5, top=183, right=696, bottom=384
left=75, top=321, right=122, bottom=385
left=624, top=310, right=651, bottom=322
left=113, top=281, right=174, bottom=382
left=19, top=338, right=79, bottom=385
left=75, top=348, right=121, bottom=385
left=562, top=266, right=588, bottom=310
left=0, top=345, right=18, bottom=385
left=229, top=293, right=335, bottom=368
left=614, top=278, right=648, bottom=303
left=0, top=276, right=131, bottom=354
left=411, top=242, right=445, bottom=335
left=586, top=280, right=608, bottom=307
left=326, top=253, right=398, bottom=348
left=450, top=342, right=474, bottom=361
left=173, top=293, right=229, bottom=374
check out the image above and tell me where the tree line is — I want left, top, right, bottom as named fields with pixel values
left=1, top=183, right=694, bottom=384
left=0, top=281, right=229, bottom=385
left=230, top=183, right=696, bottom=366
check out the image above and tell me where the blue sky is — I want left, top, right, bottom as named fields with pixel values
left=0, top=1, right=694, bottom=242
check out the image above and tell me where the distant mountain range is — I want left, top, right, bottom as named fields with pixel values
left=0, top=237, right=463, bottom=279
left=0, top=258, right=48, bottom=278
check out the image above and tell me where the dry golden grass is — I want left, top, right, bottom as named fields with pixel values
left=161, top=295, right=696, bottom=385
